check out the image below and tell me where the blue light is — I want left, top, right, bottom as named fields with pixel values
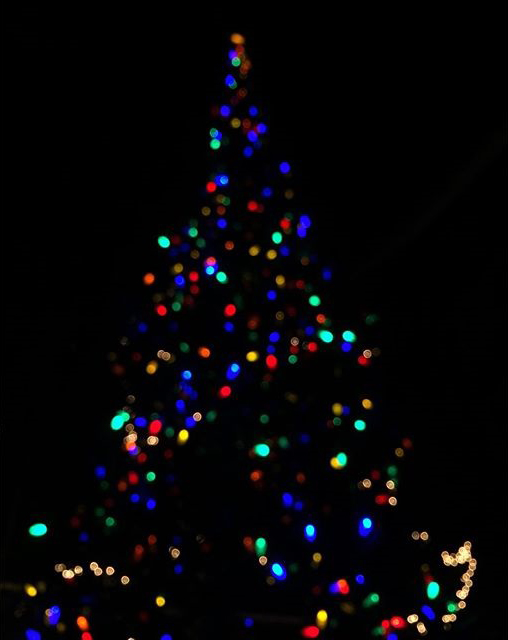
left=300, top=215, right=311, bottom=228
left=329, top=581, right=340, bottom=594
left=322, top=268, right=332, bottom=281
left=270, top=563, right=287, bottom=580
left=266, top=345, right=276, bottom=354
left=300, top=433, right=311, bottom=444
left=134, top=417, right=147, bottom=427
left=279, top=161, right=291, bottom=174
left=261, top=187, right=272, bottom=197
left=220, top=105, right=231, bottom=117
left=79, top=532, right=89, bottom=542
left=217, top=218, right=227, bottom=228
left=244, top=617, right=254, bottom=628
left=182, top=370, right=192, bottom=380
left=305, top=326, right=315, bottom=336
left=248, top=106, right=258, bottom=116
left=297, top=226, right=307, bottom=238
left=355, top=574, right=365, bottom=584
left=267, top=290, right=277, bottom=300
left=174, top=564, right=183, bottom=574
left=304, top=524, right=317, bottom=541
left=359, top=517, right=373, bottom=537
left=342, top=406, right=350, bottom=415
left=130, top=493, right=140, bottom=503
left=47, top=605, right=60, bottom=625
left=387, top=635, right=398, bottom=640
left=247, top=131, right=258, bottom=142
left=161, top=635, right=173, bottom=640
left=175, top=275, right=185, bottom=287
left=421, top=605, right=436, bottom=620
left=225, top=74, right=236, bottom=87
left=280, top=246, right=290, bottom=256
left=341, top=342, right=353, bottom=352
left=25, top=631, right=41, bottom=640
left=146, top=499, right=156, bottom=510
left=269, top=331, right=280, bottom=342
left=224, top=321, right=234, bottom=332
left=216, top=174, right=229, bottom=185
left=282, top=492, right=293, bottom=507
left=138, top=322, right=148, bottom=333
left=226, top=363, right=241, bottom=380
left=176, top=399, right=186, bottom=412
left=95, top=465, right=106, bottom=478
left=257, top=123, right=267, bottom=134
left=185, top=417, right=196, bottom=428
left=294, top=500, right=303, bottom=511
left=243, top=146, right=254, bottom=157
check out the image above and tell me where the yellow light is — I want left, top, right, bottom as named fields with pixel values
left=201, top=206, right=211, bottom=216
left=231, top=117, right=241, bottom=128
left=25, top=584, right=37, bottom=597
left=155, top=595, right=166, bottom=607
left=362, top=398, right=373, bottom=409
left=266, top=249, right=277, bottom=260
left=246, top=351, right=259, bottom=362
left=275, top=274, right=285, bottom=286
left=316, top=609, right=328, bottom=629
left=330, top=457, right=340, bottom=469
left=249, top=245, right=261, bottom=256
left=177, top=429, right=189, bottom=445
left=332, top=403, right=343, bottom=416
left=312, top=552, right=322, bottom=563
left=173, top=263, right=184, bottom=274
left=146, top=361, right=158, bottom=374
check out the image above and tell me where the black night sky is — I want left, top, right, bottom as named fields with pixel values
left=2, top=6, right=507, bottom=638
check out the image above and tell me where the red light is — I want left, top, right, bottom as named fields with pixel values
left=307, top=342, right=318, bottom=352
left=82, top=634, right=92, bottom=640
left=156, top=304, right=167, bottom=316
left=338, top=578, right=350, bottom=594
left=149, top=420, right=162, bottom=435
left=301, top=626, right=320, bottom=638
left=224, top=304, right=237, bottom=317
left=391, top=616, right=406, bottom=628
left=375, top=494, right=389, bottom=505
left=247, top=200, right=259, bottom=211
left=381, top=619, right=390, bottom=629
left=128, top=471, right=139, bottom=485
left=280, top=218, right=291, bottom=230
left=189, top=271, right=199, bottom=282
left=137, top=453, right=147, bottom=464
left=190, top=285, right=200, bottom=295
left=358, top=355, right=370, bottom=366
left=266, top=354, right=278, bottom=369
left=206, top=181, right=217, bottom=193
left=219, top=385, right=232, bottom=398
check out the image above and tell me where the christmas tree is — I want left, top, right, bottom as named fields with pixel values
left=8, top=32, right=476, bottom=639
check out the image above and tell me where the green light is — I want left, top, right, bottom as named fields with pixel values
left=210, top=139, right=221, bottom=150
left=100, top=480, right=109, bottom=490
left=111, top=411, right=129, bottom=431
left=318, top=330, right=334, bottom=343
left=28, top=523, right=47, bottom=537
left=146, top=471, right=156, bottom=482
left=387, top=465, right=398, bottom=476
left=165, top=427, right=175, bottom=437
left=271, top=231, right=283, bottom=244
left=447, top=602, right=457, bottom=612
left=172, top=301, right=181, bottom=312
left=336, top=452, right=347, bottom=466
left=309, top=295, right=321, bottom=307
left=105, top=516, right=116, bottom=527
left=354, top=419, right=366, bottom=431
left=232, top=57, right=241, bottom=67
left=222, top=196, right=231, bottom=206
left=365, top=313, right=379, bottom=325
left=254, top=537, right=267, bottom=555
left=427, top=581, right=440, bottom=600
left=342, top=330, right=356, bottom=342
left=95, top=507, right=105, bottom=517
left=179, top=342, right=190, bottom=353
left=210, top=128, right=218, bottom=137
left=254, top=444, right=270, bottom=457
left=196, top=238, right=206, bottom=248
left=158, top=235, right=170, bottom=248
left=332, top=417, right=342, bottom=426
left=188, top=227, right=198, bottom=238
left=216, top=271, right=228, bottom=283
left=288, top=355, right=298, bottom=364
left=259, top=414, right=270, bottom=424
left=278, top=436, right=289, bottom=449
left=206, top=410, right=217, bottom=422
left=363, top=592, right=380, bottom=608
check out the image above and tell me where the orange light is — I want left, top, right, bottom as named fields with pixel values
left=143, top=272, right=155, bottom=285
left=76, top=616, right=89, bottom=631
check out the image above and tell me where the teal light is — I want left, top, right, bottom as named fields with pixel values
left=28, top=523, right=47, bottom=537
left=157, top=235, right=170, bottom=248
left=254, top=537, right=267, bottom=555
left=111, top=411, right=129, bottom=431
left=318, top=330, right=334, bottom=343
left=216, top=271, right=228, bottom=284
left=309, top=295, right=321, bottom=307
left=342, top=330, right=357, bottom=342
left=188, top=227, right=198, bottom=238
left=354, top=419, right=366, bottom=431
left=336, top=452, right=347, bottom=466
left=210, top=139, right=221, bottom=150
left=146, top=471, right=156, bottom=482
left=271, top=231, right=283, bottom=244
left=427, top=581, right=440, bottom=600
left=254, top=444, right=270, bottom=457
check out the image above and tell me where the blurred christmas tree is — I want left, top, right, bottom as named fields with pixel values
left=8, top=32, right=476, bottom=640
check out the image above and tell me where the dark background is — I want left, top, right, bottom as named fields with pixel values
left=2, top=5, right=507, bottom=637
